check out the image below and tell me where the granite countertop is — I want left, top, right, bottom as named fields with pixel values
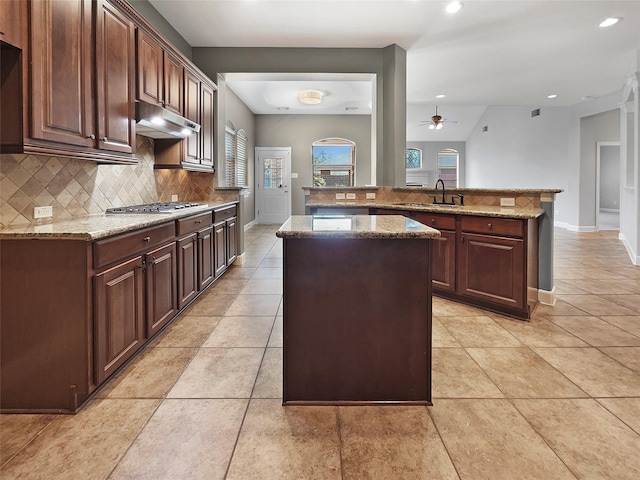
left=276, top=215, right=441, bottom=239
left=307, top=202, right=544, bottom=219
left=303, top=186, right=563, bottom=194
left=0, top=201, right=238, bottom=240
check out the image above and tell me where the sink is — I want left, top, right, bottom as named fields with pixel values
left=394, top=202, right=461, bottom=208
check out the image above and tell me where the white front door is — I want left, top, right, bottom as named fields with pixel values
left=256, top=147, right=291, bottom=225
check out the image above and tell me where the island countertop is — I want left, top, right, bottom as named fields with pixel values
left=276, top=215, right=441, bottom=239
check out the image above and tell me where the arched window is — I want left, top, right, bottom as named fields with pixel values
left=225, top=121, right=248, bottom=186
left=405, top=148, right=422, bottom=169
left=312, top=138, right=355, bottom=187
left=437, top=149, right=458, bottom=187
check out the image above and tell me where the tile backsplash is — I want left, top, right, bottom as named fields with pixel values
left=0, top=136, right=237, bottom=227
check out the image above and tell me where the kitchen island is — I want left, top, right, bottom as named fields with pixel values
left=276, top=215, right=440, bottom=405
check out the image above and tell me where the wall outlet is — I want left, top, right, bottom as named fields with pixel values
left=171, top=194, right=178, bottom=202
left=346, top=193, right=356, bottom=200
left=336, top=193, right=346, bottom=200
left=500, top=198, right=516, bottom=207
left=34, top=206, right=53, bottom=219
left=366, top=192, right=376, bottom=200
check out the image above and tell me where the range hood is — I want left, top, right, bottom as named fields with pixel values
left=135, top=101, right=201, bottom=139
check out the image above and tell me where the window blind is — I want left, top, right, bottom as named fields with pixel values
left=236, top=130, right=248, bottom=187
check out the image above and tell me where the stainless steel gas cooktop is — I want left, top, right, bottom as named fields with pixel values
left=106, top=202, right=204, bottom=214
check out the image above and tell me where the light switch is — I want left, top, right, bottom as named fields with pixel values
left=336, top=193, right=346, bottom=200
left=366, top=192, right=376, bottom=200
left=346, top=193, right=356, bottom=200
left=500, top=198, right=515, bottom=207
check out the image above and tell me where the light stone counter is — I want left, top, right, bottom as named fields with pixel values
left=0, top=201, right=238, bottom=240
left=276, top=215, right=441, bottom=239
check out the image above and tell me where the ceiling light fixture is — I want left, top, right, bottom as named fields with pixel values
left=299, top=90, right=324, bottom=105
left=445, top=2, right=463, bottom=14
left=599, top=17, right=622, bottom=27
left=547, top=94, right=558, bottom=99
left=435, top=94, right=446, bottom=99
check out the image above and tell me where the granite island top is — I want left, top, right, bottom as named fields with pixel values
left=0, top=201, right=238, bottom=240
left=307, top=202, right=544, bottom=219
left=276, top=215, right=441, bottom=239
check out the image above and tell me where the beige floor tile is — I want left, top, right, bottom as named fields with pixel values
left=559, top=278, right=637, bottom=295
left=532, top=347, right=640, bottom=397
left=599, top=315, right=640, bottom=336
left=557, top=294, right=638, bottom=316
left=432, top=317, right=461, bottom=347
left=598, top=346, right=640, bottom=373
left=226, top=399, right=342, bottom=480
left=225, top=294, right=282, bottom=317
left=149, top=315, right=220, bottom=348
left=432, top=297, right=486, bottom=316
left=209, top=277, right=249, bottom=295
left=109, top=399, right=247, bottom=480
left=553, top=279, right=590, bottom=295
left=432, top=348, right=503, bottom=398
left=514, top=399, right=640, bottom=480
left=599, top=294, right=640, bottom=314
left=251, top=267, right=283, bottom=279
left=597, top=398, right=640, bottom=435
left=168, top=347, right=264, bottom=398
left=268, top=316, right=283, bottom=347
left=438, top=316, right=522, bottom=347
left=96, top=347, right=198, bottom=399
left=252, top=348, right=282, bottom=398
left=186, top=292, right=237, bottom=316
left=240, top=277, right=283, bottom=295
left=222, top=266, right=257, bottom=279
left=338, top=406, right=458, bottom=480
left=0, top=414, right=57, bottom=467
left=493, top=315, right=588, bottom=347
left=429, top=399, right=575, bottom=480
left=466, top=347, right=587, bottom=398
left=546, top=315, right=640, bottom=346
left=534, top=299, right=589, bottom=316
left=259, top=257, right=283, bottom=268
left=0, top=399, right=159, bottom=480
left=235, top=257, right=264, bottom=268
left=203, top=316, right=274, bottom=347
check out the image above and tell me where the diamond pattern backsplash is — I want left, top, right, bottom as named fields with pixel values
left=0, top=136, right=238, bottom=227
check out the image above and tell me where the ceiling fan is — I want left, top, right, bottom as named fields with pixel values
left=419, top=106, right=458, bottom=130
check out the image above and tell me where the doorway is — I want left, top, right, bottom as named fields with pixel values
left=596, top=141, right=621, bottom=231
left=255, top=147, right=291, bottom=225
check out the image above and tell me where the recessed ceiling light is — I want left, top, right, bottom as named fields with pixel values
left=299, top=90, right=324, bottom=105
left=599, top=17, right=622, bottom=27
left=276, top=106, right=290, bottom=111
left=445, top=2, right=463, bottom=14
left=435, top=94, right=446, bottom=99
left=547, top=94, right=558, bottom=99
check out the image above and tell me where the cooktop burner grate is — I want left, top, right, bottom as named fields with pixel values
left=106, top=202, right=204, bottom=214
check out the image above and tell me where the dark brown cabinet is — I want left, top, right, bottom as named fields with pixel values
left=412, top=213, right=456, bottom=292
left=213, top=205, right=238, bottom=277
left=136, top=29, right=183, bottom=115
left=176, top=212, right=215, bottom=309
left=0, top=0, right=25, bottom=48
left=26, top=0, right=136, bottom=161
left=146, top=242, right=178, bottom=336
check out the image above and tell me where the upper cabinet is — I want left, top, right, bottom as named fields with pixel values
left=0, top=0, right=25, bottom=49
left=136, top=30, right=183, bottom=115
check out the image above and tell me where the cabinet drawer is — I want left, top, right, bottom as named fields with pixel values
left=461, top=217, right=524, bottom=237
left=94, top=222, right=176, bottom=269
left=412, top=212, right=456, bottom=231
left=176, top=212, right=213, bottom=237
left=213, top=205, right=237, bottom=223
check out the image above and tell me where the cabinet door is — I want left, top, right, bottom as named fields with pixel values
left=431, top=230, right=456, bottom=292
left=30, top=0, right=94, bottom=148
left=214, top=221, right=227, bottom=277
left=163, top=51, right=183, bottom=114
left=0, top=0, right=25, bottom=48
left=94, top=255, right=145, bottom=384
left=177, top=233, right=199, bottom=310
left=198, top=225, right=215, bottom=290
left=226, top=218, right=237, bottom=265
left=146, top=242, right=178, bottom=337
left=200, top=82, right=215, bottom=167
left=459, top=233, right=525, bottom=309
left=136, top=29, right=163, bottom=107
left=184, top=69, right=201, bottom=164
left=95, top=0, right=135, bottom=154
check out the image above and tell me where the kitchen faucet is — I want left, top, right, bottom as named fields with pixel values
left=433, top=179, right=449, bottom=204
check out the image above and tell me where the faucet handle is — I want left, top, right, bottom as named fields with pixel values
left=457, top=194, right=464, bottom=206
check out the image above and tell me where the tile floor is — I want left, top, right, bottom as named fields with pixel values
left=1, top=226, right=640, bottom=479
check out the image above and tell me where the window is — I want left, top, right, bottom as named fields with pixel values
left=437, top=149, right=458, bottom=187
left=406, top=148, right=422, bottom=169
left=312, top=138, right=355, bottom=187
left=225, top=122, right=248, bottom=187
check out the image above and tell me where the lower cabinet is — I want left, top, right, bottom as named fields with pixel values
left=146, top=242, right=178, bottom=336
left=177, top=224, right=214, bottom=310
left=214, top=205, right=238, bottom=277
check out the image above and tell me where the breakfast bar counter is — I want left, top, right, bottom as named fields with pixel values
left=276, top=215, right=440, bottom=405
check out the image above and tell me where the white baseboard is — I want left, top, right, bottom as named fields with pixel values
left=234, top=252, right=245, bottom=266
left=600, top=208, right=620, bottom=213
left=619, top=232, right=640, bottom=265
left=538, top=288, right=556, bottom=306
left=554, top=221, right=597, bottom=232
left=244, top=219, right=257, bottom=231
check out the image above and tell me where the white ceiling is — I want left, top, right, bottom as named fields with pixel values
left=148, top=0, right=640, bottom=141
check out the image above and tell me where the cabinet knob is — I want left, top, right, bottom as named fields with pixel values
left=100, top=137, right=107, bottom=142
left=143, top=236, right=151, bottom=242
left=488, top=223, right=493, bottom=229
left=195, top=220, right=202, bottom=224
left=87, top=134, right=95, bottom=140
left=431, top=218, right=436, bottom=224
